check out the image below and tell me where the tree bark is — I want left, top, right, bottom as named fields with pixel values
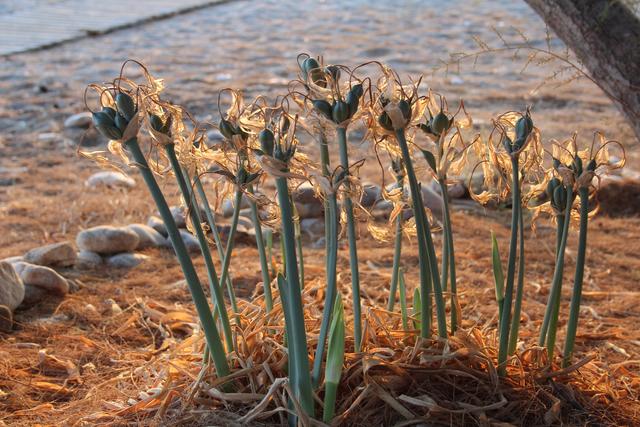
left=524, top=0, right=640, bottom=141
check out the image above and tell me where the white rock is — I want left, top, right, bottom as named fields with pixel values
left=221, top=196, right=250, bottom=218
left=76, top=251, right=103, bottom=270
left=170, top=206, right=187, bottom=228
left=22, top=285, right=49, bottom=306
left=428, top=179, right=468, bottom=200
left=300, top=218, right=325, bottom=237
left=147, top=216, right=168, bottom=237
left=64, top=112, right=93, bottom=128
left=421, top=184, right=443, bottom=219
left=105, top=253, right=148, bottom=269
left=24, top=241, right=76, bottom=267
left=18, top=263, right=68, bottom=296
left=1, top=256, right=23, bottom=265
left=0, top=305, right=12, bottom=332
left=293, top=182, right=323, bottom=219
left=0, top=261, right=25, bottom=311
left=77, top=226, right=140, bottom=254
left=361, top=183, right=382, bottom=207
left=126, top=224, right=167, bottom=249
left=164, top=230, right=200, bottom=253
left=86, top=171, right=135, bottom=189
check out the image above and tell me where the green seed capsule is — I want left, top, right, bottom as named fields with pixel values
left=279, top=115, right=290, bottom=135
left=302, top=58, right=321, bottom=78
left=345, top=91, right=360, bottom=117
left=149, top=114, right=164, bottom=133
left=92, top=112, right=121, bottom=140
left=219, top=119, right=236, bottom=140
left=312, top=100, right=333, bottom=120
left=586, top=158, right=597, bottom=172
left=502, top=135, right=513, bottom=153
left=102, top=107, right=117, bottom=121
left=572, top=156, right=583, bottom=176
left=332, top=100, right=350, bottom=124
left=552, top=184, right=566, bottom=210
left=378, top=112, right=394, bottom=131
left=161, top=114, right=172, bottom=135
left=325, top=65, right=341, bottom=82
left=398, top=100, right=412, bottom=121
left=115, top=93, right=136, bottom=122
left=259, top=129, right=275, bottom=156
left=553, top=158, right=561, bottom=171
left=515, top=113, right=533, bottom=141
left=114, top=112, right=128, bottom=133
left=431, top=111, right=450, bottom=135
left=546, top=177, right=561, bottom=200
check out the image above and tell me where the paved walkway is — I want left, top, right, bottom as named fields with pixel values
left=0, top=0, right=226, bottom=55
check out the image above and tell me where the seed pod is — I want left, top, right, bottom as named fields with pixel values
left=431, top=111, right=450, bottom=135
left=553, top=158, right=561, bottom=171
left=219, top=119, right=236, bottom=140
left=102, top=107, right=117, bottom=121
left=378, top=112, right=394, bottom=131
left=259, top=129, right=275, bottom=156
left=546, top=177, right=561, bottom=200
left=586, top=158, right=597, bottom=172
left=312, top=100, right=333, bottom=121
left=572, top=156, right=583, bottom=176
left=303, top=57, right=325, bottom=87
left=515, top=113, right=533, bottom=141
left=345, top=85, right=363, bottom=117
left=398, top=100, right=412, bottom=121
left=502, top=135, right=513, bottom=154
left=325, top=65, right=341, bottom=82
left=332, top=100, right=350, bottom=124
left=279, top=115, right=290, bottom=135
left=302, top=57, right=321, bottom=79
left=161, top=114, right=173, bottom=135
left=92, top=111, right=122, bottom=140
left=350, top=83, right=364, bottom=99
left=419, top=123, right=433, bottom=135
left=149, top=114, right=164, bottom=133
left=114, top=112, right=128, bottom=133
left=552, top=184, right=566, bottom=211
left=115, top=93, right=136, bottom=122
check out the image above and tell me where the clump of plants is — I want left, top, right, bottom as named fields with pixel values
left=83, top=58, right=625, bottom=426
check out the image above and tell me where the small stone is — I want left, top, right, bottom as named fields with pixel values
left=86, top=171, right=136, bottom=189
left=163, top=230, right=200, bottom=253
left=428, top=179, right=468, bottom=199
left=1, top=256, right=23, bottom=266
left=421, top=184, right=443, bottom=219
left=170, top=206, right=187, bottom=228
left=64, top=112, right=93, bottom=128
left=147, top=216, right=168, bottom=237
left=76, top=226, right=140, bottom=255
left=294, top=183, right=323, bottom=219
left=361, top=183, right=382, bottom=207
left=0, top=261, right=25, bottom=311
left=19, top=263, right=68, bottom=296
left=126, top=224, right=167, bottom=249
left=0, top=305, right=12, bottom=332
left=23, top=241, right=76, bottom=267
left=221, top=196, right=250, bottom=218
left=105, top=253, right=148, bottom=269
left=76, top=251, right=103, bottom=270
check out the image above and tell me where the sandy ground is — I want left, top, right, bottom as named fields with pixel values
left=1, top=0, right=639, bottom=425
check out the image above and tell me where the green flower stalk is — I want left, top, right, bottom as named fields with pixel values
left=247, top=183, right=273, bottom=312
left=387, top=158, right=405, bottom=312
left=323, top=294, right=345, bottom=424
left=491, top=232, right=505, bottom=324
left=508, top=200, right=525, bottom=355
left=91, top=94, right=229, bottom=377
left=162, top=141, right=235, bottom=352
left=562, top=185, right=589, bottom=367
left=259, top=124, right=314, bottom=418
left=398, top=268, right=409, bottom=331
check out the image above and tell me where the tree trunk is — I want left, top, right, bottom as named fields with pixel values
left=524, top=0, right=640, bottom=141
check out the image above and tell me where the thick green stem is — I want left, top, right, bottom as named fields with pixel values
left=399, top=268, right=409, bottom=331
left=275, top=176, right=314, bottom=417
left=540, top=214, right=566, bottom=343
left=387, top=212, right=404, bottom=311
left=248, top=184, right=273, bottom=312
left=165, top=144, right=234, bottom=352
left=292, top=201, right=305, bottom=287
left=193, top=175, right=235, bottom=307
left=542, top=186, right=574, bottom=361
left=508, top=200, right=526, bottom=354
left=336, top=127, right=362, bottom=350
left=219, top=189, right=243, bottom=318
left=395, top=129, right=447, bottom=338
left=439, top=179, right=457, bottom=334
left=497, top=156, right=520, bottom=376
left=312, top=193, right=339, bottom=388
left=563, top=187, right=589, bottom=367
left=124, top=138, right=228, bottom=376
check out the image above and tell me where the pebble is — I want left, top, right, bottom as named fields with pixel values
left=105, top=253, right=148, bottom=269
left=221, top=196, right=250, bottom=218
left=428, top=179, right=468, bottom=199
left=64, top=112, right=93, bottom=128
left=170, top=206, right=187, bottom=228
left=22, top=285, right=49, bottom=306
left=23, top=241, right=76, bottom=267
left=0, top=261, right=25, bottom=311
left=361, top=183, right=382, bottom=208
left=293, top=182, right=323, bottom=219
left=76, top=251, right=103, bottom=270
left=126, top=224, right=167, bottom=249
left=18, top=263, right=69, bottom=296
left=76, top=226, right=140, bottom=254
left=0, top=305, right=12, bottom=332
left=147, top=216, right=168, bottom=237
left=421, top=184, right=443, bottom=219
left=163, top=229, right=200, bottom=253
left=85, top=171, right=136, bottom=189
